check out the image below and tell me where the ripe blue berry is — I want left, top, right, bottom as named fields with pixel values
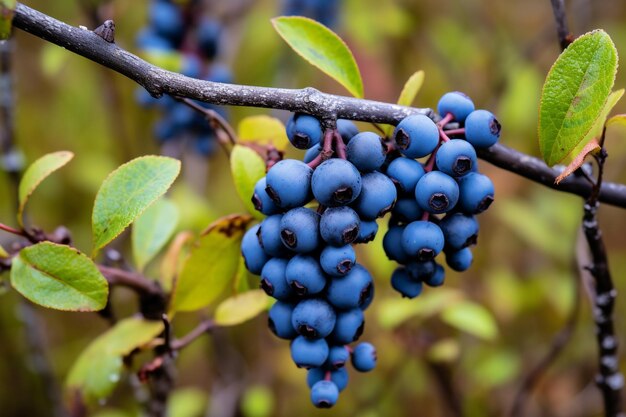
left=252, top=177, right=280, bottom=216
left=197, top=18, right=222, bottom=59
left=337, top=119, right=359, bottom=143
left=307, top=367, right=349, bottom=392
left=436, top=139, right=477, bottom=177
left=326, top=345, right=351, bottom=369
left=260, top=258, right=294, bottom=301
left=346, top=132, right=386, bottom=172
left=311, top=159, right=362, bottom=206
left=329, top=308, right=365, bottom=345
left=241, top=224, right=269, bottom=275
left=437, top=91, right=475, bottom=123
left=456, top=172, right=495, bottom=214
left=386, top=157, right=425, bottom=195
left=287, top=114, right=323, bottom=149
left=351, top=342, right=377, bottom=372
left=258, top=215, right=289, bottom=257
left=326, top=264, right=373, bottom=310
left=268, top=301, right=297, bottom=339
left=291, top=336, right=329, bottom=369
left=310, top=380, right=339, bottom=408
left=352, top=172, right=397, bottom=220
left=439, top=213, right=479, bottom=250
left=354, top=220, right=378, bottom=243
left=291, top=298, right=336, bottom=338
left=383, top=226, right=410, bottom=263
left=415, top=171, right=459, bottom=214
left=304, top=145, right=322, bottom=163
left=280, top=208, right=320, bottom=253
left=393, top=114, right=439, bottom=158
left=446, top=247, right=473, bottom=271
left=286, top=255, right=327, bottom=296
left=149, top=1, right=184, bottom=44
left=401, top=220, right=445, bottom=261
left=406, top=260, right=436, bottom=281
left=265, top=159, right=313, bottom=209
left=391, top=267, right=423, bottom=298
left=392, top=198, right=423, bottom=223
left=465, top=109, right=501, bottom=148
left=424, top=263, right=445, bottom=287
left=320, top=206, right=360, bottom=246
left=320, top=245, right=356, bottom=277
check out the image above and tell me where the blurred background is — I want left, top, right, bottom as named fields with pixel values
left=2, top=0, right=626, bottom=416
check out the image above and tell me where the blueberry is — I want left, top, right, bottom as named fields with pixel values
left=153, top=117, right=178, bottom=142
left=205, top=63, right=233, bottom=84
left=391, top=198, right=423, bottom=223
left=265, top=159, right=313, bottom=209
left=329, top=308, right=364, bottom=344
left=354, top=219, right=378, bottom=243
left=424, top=263, right=445, bottom=287
left=258, top=215, right=289, bottom=257
left=351, top=342, right=377, bottom=372
left=241, top=224, right=269, bottom=275
left=197, top=18, right=222, bottom=59
left=307, top=367, right=349, bottom=392
left=286, top=255, right=327, bottom=296
left=456, top=172, right=495, bottom=214
left=320, top=245, right=356, bottom=277
left=401, top=221, right=445, bottom=261
left=465, top=109, right=501, bottom=148
left=351, top=172, right=397, bottom=220
left=326, top=264, right=373, bottom=310
left=290, top=336, right=329, bottom=368
left=310, top=380, right=339, bottom=408
left=193, top=135, right=218, bottom=157
left=337, top=119, right=359, bottom=143
left=135, top=27, right=173, bottom=51
left=149, top=1, right=184, bottom=45
left=291, top=298, right=336, bottom=338
left=252, top=177, right=280, bottom=215
left=320, top=206, right=360, bottom=246
left=405, top=260, right=436, bottom=281
left=383, top=226, right=410, bottom=263
left=268, top=301, right=297, bottom=339
left=170, top=104, right=197, bottom=130
left=181, top=54, right=203, bottom=79
left=135, top=87, right=161, bottom=108
left=280, top=208, right=320, bottom=253
left=346, top=132, right=386, bottom=172
left=446, top=247, right=473, bottom=271
left=260, top=258, right=294, bottom=301
left=436, top=139, right=477, bottom=177
left=437, top=91, right=475, bottom=123
left=439, top=213, right=479, bottom=250
left=287, top=114, right=323, bottom=149
left=386, top=157, right=425, bottom=195
left=325, top=345, right=351, bottom=369
left=311, top=159, right=362, bottom=206
left=393, top=114, right=439, bottom=158
left=415, top=171, right=459, bottom=214
left=391, top=267, right=423, bottom=298
left=304, top=145, right=322, bottom=163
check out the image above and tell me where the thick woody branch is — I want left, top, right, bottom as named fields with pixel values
left=9, top=3, right=626, bottom=208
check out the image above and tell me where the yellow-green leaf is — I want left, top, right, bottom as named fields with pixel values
left=376, top=288, right=464, bottom=329
left=132, top=198, right=179, bottom=272
left=167, top=388, right=208, bottom=417
left=170, top=214, right=253, bottom=313
left=10, top=242, right=108, bottom=312
left=140, top=49, right=183, bottom=73
left=607, top=114, right=626, bottom=127
left=0, top=0, right=16, bottom=40
left=214, top=290, right=271, bottom=326
left=272, top=16, right=364, bottom=98
left=0, top=244, right=8, bottom=258
left=66, top=317, right=163, bottom=404
left=426, top=338, right=460, bottom=363
left=440, top=301, right=498, bottom=341
left=92, top=156, right=181, bottom=254
left=18, top=151, right=74, bottom=227
left=555, top=139, right=601, bottom=184
left=238, top=116, right=289, bottom=151
left=384, top=70, right=425, bottom=137
left=539, top=30, right=618, bottom=166
left=160, top=231, right=194, bottom=293
left=230, top=145, right=266, bottom=220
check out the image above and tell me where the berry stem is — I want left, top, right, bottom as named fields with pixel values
left=443, top=128, right=465, bottom=136
left=324, top=371, right=332, bottom=381
left=423, top=145, right=440, bottom=172
left=421, top=211, right=431, bottom=221
left=437, top=113, right=454, bottom=128
left=333, top=131, right=347, bottom=159
left=438, top=128, right=451, bottom=143
left=0, top=222, right=26, bottom=237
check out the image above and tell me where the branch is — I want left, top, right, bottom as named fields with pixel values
left=9, top=3, right=626, bottom=208
left=549, top=0, right=573, bottom=51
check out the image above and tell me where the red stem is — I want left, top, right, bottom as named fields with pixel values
left=0, top=222, right=28, bottom=238
left=443, top=128, right=465, bottom=136
left=437, top=113, right=454, bottom=128
left=439, top=128, right=451, bottom=143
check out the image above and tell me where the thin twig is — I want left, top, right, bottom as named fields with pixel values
left=549, top=0, right=573, bottom=51
left=98, top=265, right=163, bottom=296
left=170, top=319, right=217, bottom=351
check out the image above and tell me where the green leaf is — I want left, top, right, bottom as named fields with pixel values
left=0, top=0, right=16, bottom=40
left=241, top=385, right=275, bottom=417
left=607, top=114, right=626, bottom=127
left=376, top=288, right=464, bottom=329
left=132, top=198, right=179, bottom=272
left=160, top=231, right=194, bottom=293
left=238, top=116, right=289, bottom=151
left=272, top=16, right=364, bottom=98
left=397, top=70, right=425, bottom=107
left=230, top=145, right=266, bottom=220
left=214, top=289, right=271, bottom=326
left=539, top=30, right=618, bottom=166
left=426, top=339, right=460, bottom=363
left=167, top=388, right=208, bottom=417
left=555, top=139, right=601, bottom=184
left=0, top=244, right=8, bottom=258
left=170, top=214, right=252, bottom=313
left=10, top=242, right=108, bottom=311
left=440, top=301, right=498, bottom=341
left=18, top=151, right=74, bottom=227
left=66, top=317, right=163, bottom=404
left=92, top=156, right=181, bottom=254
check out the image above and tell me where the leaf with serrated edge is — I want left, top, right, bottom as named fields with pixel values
left=10, top=242, right=108, bottom=311
left=238, top=116, right=289, bottom=151
left=539, top=30, right=618, bottom=166
left=66, top=317, right=163, bottom=404
left=272, top=16, right=364, bottom=98
left=170, top=214, right=253, bottom=313
left=230, top=145, right=266, bottom=220
left=18, top=151, right=74, bottom=227
left=555, top=139, right=601, bottom=184
left=384, top=70, right=425, bottom=137
left=440, top=301, right=498, bottom=341
left=132, top=198, right=179, bottom=272
left=214, top=290, right=271, bottom=326
left=92, top=156, right=181, bottom=254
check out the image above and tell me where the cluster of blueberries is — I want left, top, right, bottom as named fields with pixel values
left=281, top=0, right=341, bottom=28
left=135, top=0, right=231, bottom=155
left=240, top=91, right=500, bottom=407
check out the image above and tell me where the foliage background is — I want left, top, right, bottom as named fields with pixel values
left=2, top=0, right=626, bottom=416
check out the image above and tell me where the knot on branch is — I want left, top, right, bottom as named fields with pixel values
left=93, top=20, right=115, bottom=43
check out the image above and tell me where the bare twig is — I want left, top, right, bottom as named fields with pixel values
left=549, top=0, right=573, bottom=51
left=170, top=319, right=217, bottom=351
